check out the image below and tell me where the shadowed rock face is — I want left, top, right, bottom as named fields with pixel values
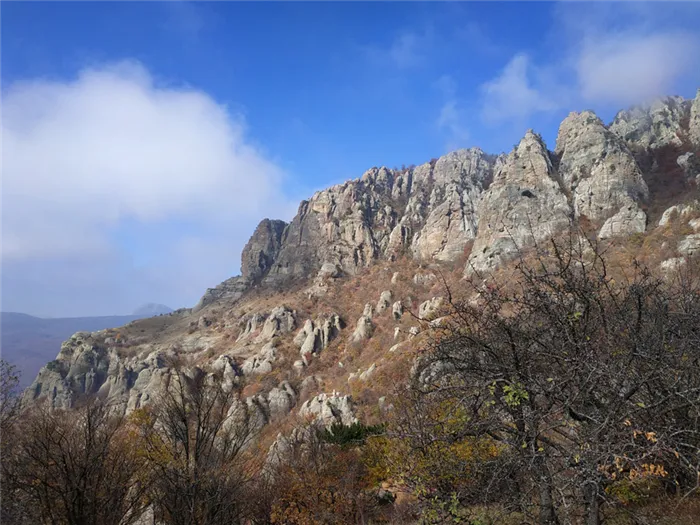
left=241, top=218, right=288, bottom=284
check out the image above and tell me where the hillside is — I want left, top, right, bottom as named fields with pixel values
left=14, top=91, right=700, bottom=523
left=1, top=309, right=171, bottom=387
left=22, top=91, right=700, bottom=409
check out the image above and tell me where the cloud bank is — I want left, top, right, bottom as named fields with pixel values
left=2, top=61, right=295, bottom=316
left=478, top=5, right=700, bottom=125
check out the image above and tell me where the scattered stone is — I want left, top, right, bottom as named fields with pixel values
left=376, top=291, right=393, bottom=314
left=419, top=297, right=444, bottom=320
left=298, top=392, right=356, bottom=427
left=391, top=301, right=404, bottom=320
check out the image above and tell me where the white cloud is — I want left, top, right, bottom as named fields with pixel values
left=1, top=60, right=295, bottom=314
left=576, top=31, right=699, bottom=106
left=476, top=2, right=700, bottom=126
left=365, top=28, right=433, bottom=70
left=480, top=54, right=561, bottom=124
left=434, top=75, right=469, bottom=151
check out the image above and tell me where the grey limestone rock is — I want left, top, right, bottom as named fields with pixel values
left=467, top=131, right=572, bottom=274
left=376, top=290, right=393, bottom=314
left=610, top=96, right=688, bottom=150
left=555, top=111, right=648, bottom=227
left=690, top=90, right=700, bottom=148
left=298, top=392, right=356, bottom=428
left=241, top=218, right=287, bottom=284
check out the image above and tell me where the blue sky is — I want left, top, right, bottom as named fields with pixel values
left=2, top=2, right=700, bottom=317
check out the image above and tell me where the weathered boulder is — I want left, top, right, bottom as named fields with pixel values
left=413, top=272, right=437, bottom=286
left=257, top=306, right=296, bottom=342
left=241, top=343, right=277, bottom=375
left=418, top=297, right=444, bottom=320
left=293, top=313, right=344, bottom=364
left=237, top=313, right=266, bottom=341
left=391, top=301, right=403, bottom=320
left=351, top=315, right=373, bottom=342
left=376, top=290, right=393, bottom=314
left=267, top=381, right=297, bottom=420
left=298, top=392, right=356, bottom=427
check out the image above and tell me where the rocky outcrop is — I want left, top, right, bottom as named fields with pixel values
left=391, top=301, right=403, bottom=320
left=678, top=234, right=700, bottom=257
left=690, top=90, right=700, bottom=148
left=298, top=392, right=356, bottom=427
left=23, top=332, right=177, bottom=412
left=418, top=297, right=444, bottom=320
left=376, top=291, right=392, bottom=314
left=467, top=131, right=572, bottom=274
left=677, top=152, right=700, bottom=181
left=194, top=276, right=247, bottom=312
left=236, top=307, right=296, bottom=343
left=610, top=96, right=688, bottom=150
left=232, top=150, right=496, bottom=290
left=658, top=202, right=700, bottom=227
left=257, top=307, right=296, bottom=342
left=598, top=205, right=647, bottom=239
left=241, top=343, right=277, bottom=375
left=410, top=149, right=494, bottom=261
left=294, top=314, right=344, bottom=363
left=555, top=111, right=648, bottom=235
left=241, top=219, right=287, bottom=284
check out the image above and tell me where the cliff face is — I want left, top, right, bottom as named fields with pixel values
left=249, top=147, right=497, bottom=289
left=23, top=90, right=700, bottom=430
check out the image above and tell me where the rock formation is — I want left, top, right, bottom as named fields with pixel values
left=609, top=96, right=688, bottom=150
left=555, top=111, right=648, bottom=233
left=466, top=131, right=572, bottom=274
left=23, top=90, right=700, bottom=448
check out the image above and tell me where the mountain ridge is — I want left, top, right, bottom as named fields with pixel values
left=20, top=90, right=700, bottom=432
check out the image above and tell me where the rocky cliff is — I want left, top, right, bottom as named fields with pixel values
left=23, top=90, right=700, bottom=437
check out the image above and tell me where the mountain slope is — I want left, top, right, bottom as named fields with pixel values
left=2, top=311, right=164, bottom=387
left=21, top=91, right=700, bottom=431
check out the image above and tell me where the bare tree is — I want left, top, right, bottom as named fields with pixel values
left=0, top=360, right=36, bottom=524
left=136, top=367, right=256, bottom=525
left=409, top=231, right=700, bottom=524
left=6, top=400, right=150, bottom=525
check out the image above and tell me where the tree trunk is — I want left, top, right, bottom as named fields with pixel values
left=534, top=456, right=559, bottom=525
left=584, top=481, right=601, bottom=525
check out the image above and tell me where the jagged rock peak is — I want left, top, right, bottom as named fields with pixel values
left=609, top=95, right=690, bottom=150
left=466, top=129, right=572, bottom=274
left=690, top=89, right=700, bottom=148
left=555, top=110, right=648, bottom=228
left=241, top=218, right=287, bottom=284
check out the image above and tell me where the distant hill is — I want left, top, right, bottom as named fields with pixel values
left=0, top=311, right=166, bottom=387
left=132, top=303, right=173, bottom=316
